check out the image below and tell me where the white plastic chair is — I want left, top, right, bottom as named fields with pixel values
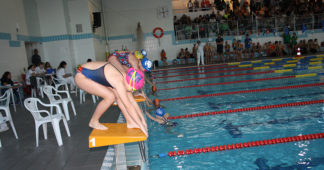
left=79, top=89, right=99, bottom=104
left=51, top=75, right=68, bottom=91
left=43, top=86, right=76, bottom=121
left=0, top=90, right=18, bottom=140
left=36, top=77, right=47, bottom=98
left=24, top=98, right=70, bottom=146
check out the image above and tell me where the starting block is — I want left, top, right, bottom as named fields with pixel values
left=89, top=123, right=147, bottom=148
left=89, top=95, right=148, bottom=161
left=112, top=95, right=145, bottom=106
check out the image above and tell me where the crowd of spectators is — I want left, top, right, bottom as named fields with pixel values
left=0, top=49, right=81, bottom=102
left=168, top=37, right=322, bottom=65
left=174, top=0, right=324, bottom=39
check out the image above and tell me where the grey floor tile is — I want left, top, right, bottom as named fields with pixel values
left=0, top=94, right=119, bottom=170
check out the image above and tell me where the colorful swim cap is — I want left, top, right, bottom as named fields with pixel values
left=141, top=49, right=147, bottom=57
left=153, top=98, right=160, bottom=106
left=152, top=85, right=157, bottom=92
left=141, top=57, right=152, bottom=72
left=155, top=107, right=165, bottom=117
left=134, top=51, right=143, bottom=59
left=126, top=68, right=145, bottom=91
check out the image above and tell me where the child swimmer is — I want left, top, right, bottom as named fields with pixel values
left=145, top=107, right=184, bottom=138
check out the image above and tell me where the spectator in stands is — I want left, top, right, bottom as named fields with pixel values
left=161, top=49, right=168, bottom=66
left=26, top=65, right=36, bottom=90
left=244, top=34, right=252, bottom=59
left=290, top=32, right=298, bottom=53
left=44, top=62, right=53, bottom=72
left=56, top=61, right=76, bottom=91
left=188, top=0, right=193, bottom=12
left=177, top=48, right=185, bottom=64
left=184, top=48, right=191, bottom=64
left=1, top=71, right=19, bottom=103
left=283, top=31, right=291, bottom=56
left=201, top=0, right=206, bottom=11
left=224, top=41, right=231, bottom=61
left=256, top=42, right=262, bottom=54
left=267, top=42, right=276, bottom=57
left=35, top=62, right=46, bottom=75
left=204, top=42, right=213, bottom=64
left=197, top=40, right=205, bottom=66
left=313, top=39, right=320, bottom=53
left=251, top=43, right=256, bottom=58
left=237, top=40, right=243, bottom=61
left=31, top=49, right=41, bottom=66
left=278, top=41, right=284, bottom=56
left=194, top=0, right=199, bottom=12
left=274, top=41, right=280, bottom=56
left=192, top=43, right=198, bottom=64
left=232, top=39, right=238, bottom=60
left=216, top=34, right=224, bottom=62
left=204, top=0, right=211, bottom=10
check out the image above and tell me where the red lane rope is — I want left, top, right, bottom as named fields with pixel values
left=153, top=65, right=239, bottom=75
left=167, top=133, right=324, bottom=157
left=155, top=68, right=253, bottom=79
left=159, top=75, right=295, bottom=91
left=160, top=82, right=324, bottom=102
left=151, top=63, right=228, bottom=72
left=157, top=70, right=274, bottom=84
left=168, top=99, right=324, bottom=120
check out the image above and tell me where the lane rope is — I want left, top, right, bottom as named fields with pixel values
left=159, top=75, right=295, bottom=91
left=159, top=72, right=323, bottom=91
left=156, top=65, right=324, bottom=84
left=155, top=68, right=253, bottom=79
left=153, top=65, right=238, bottom=75
left=152, top=55, right=322, bottom=73
left=160, top=82, right=324, bottom=102
left=153, top=58, right=323, bottom=76
left=167, top=99, right=324, bottom=120
left=151, top=63, right=227, bottom=72
left=156, top=70, right=274, bottom=84
left=166, top=133, right=324, bottom=157
left=154, top=61, right=323, bottom=79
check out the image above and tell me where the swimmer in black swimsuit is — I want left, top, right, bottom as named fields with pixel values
left=75, top=61, right=148, bottom=136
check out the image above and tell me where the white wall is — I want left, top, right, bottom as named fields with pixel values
left=0, top=0, right=29, bottom=80
left=23, top=0, right=41, bottom=36
left=88, top=0, right=107, bottom=61
left=103, top=0, right=174, bottom=61
left=104, top=0, right=174, bottom=37
left=36, top=0, right=67, bottom=36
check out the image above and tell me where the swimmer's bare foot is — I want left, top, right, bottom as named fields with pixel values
left=89, top=121, right=108, bottom=130
left=127, top=122, right=140, bottom=129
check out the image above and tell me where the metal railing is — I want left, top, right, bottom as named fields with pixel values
left=174, top=13, right=324, bottom=41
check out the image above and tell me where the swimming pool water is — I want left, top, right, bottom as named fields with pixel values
left=146, top=59, right=324, bottom=169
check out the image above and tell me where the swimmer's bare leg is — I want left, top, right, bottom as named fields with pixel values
left=75, top=73, right=116, bottom=130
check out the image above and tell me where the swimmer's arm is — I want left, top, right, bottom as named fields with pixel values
left=141, top=90, right=152, bottom=107
left=127, top=92, right=147, bottom=125
left=128, top=53, right=141, bottom=70
left=145, top=111, right=164, bottom=124
left=113, top=80, right=148, bottom=136
left=144, top=75, right=153, bottom=86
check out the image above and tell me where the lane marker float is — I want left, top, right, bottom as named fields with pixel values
left=160, top=83, right=324, bottom=102
left=166, top=133, right=324, bottom=157
left=159, top=72, right=323, bottom=91
left=167, top=99, right=324, bottom=120
left=156, top=65, right=324, bottom=84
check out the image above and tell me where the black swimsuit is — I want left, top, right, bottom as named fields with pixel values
left=77, top=63, right=122, bottom=88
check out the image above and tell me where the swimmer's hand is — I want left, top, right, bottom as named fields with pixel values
left=177, top=134, right=184, bottom=138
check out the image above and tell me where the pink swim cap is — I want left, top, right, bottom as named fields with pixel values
left=126, top=68, right=145, bottom=91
